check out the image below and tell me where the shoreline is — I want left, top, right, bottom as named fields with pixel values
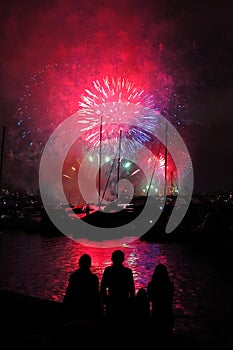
left=0, top=288, right=220, bottom=350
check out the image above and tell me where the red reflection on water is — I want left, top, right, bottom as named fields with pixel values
left=61, top=239, right=161, bottom=294
left=60, top=240, right=181, bottom=323
left=66, top=241, right=137, bottom=278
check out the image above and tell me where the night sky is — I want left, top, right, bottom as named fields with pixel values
left=0, top=0, right=233, bottom=194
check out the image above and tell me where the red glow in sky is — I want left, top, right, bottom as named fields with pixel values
left=1, top=0, right=233, bottom=192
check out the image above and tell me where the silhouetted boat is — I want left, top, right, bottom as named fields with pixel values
left=81, top=203, right=144, bottom=228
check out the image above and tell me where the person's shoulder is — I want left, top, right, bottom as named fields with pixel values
left=71, top=269, right=81, bottom=276
left=92, top=273, right=99, bottom=280
left=103, top=266, right=112, bottom=272
left=147, top=280, right=152, bottom=288
left=125, top=266, right=133, bottom=274
left=69, top=269, right=79, bottom=280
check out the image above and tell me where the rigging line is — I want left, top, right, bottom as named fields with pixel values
left=100, top=154, right=117, bottom=204
left=146, top=142, right=162, bottom=198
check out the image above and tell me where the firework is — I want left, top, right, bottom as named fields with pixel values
left=78, top=76, right=159, bottom=146
left=10, top=63, right=191, bottom=196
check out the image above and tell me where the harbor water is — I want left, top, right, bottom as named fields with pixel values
left=0, top=229, right=232, bottom=349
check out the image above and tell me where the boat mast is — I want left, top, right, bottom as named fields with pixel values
left=164, top=123, right=168, bottom=199
left=98, top=115, right=103, bottom=208
left=170, top=170, right=173, bottom=195
left=116, top=128, right=122, bottom=204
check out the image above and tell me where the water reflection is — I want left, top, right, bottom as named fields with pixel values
left=0, top=230, right=216, bottom=336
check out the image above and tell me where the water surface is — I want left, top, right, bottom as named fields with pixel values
left=0, top=229, right=230, bottom=347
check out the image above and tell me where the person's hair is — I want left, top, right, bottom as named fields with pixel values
left=152, top=263, right=170, bottom=283
left=78, top=254, right=91, bottom=268
left=111, top=249, right=125, bottom=263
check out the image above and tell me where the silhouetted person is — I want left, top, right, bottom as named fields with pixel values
left=100, top=250, right=135, bottom=323
left=132, top=287, right=150, bottom=345
left=147, top=263, right=174, bottom=335
left=63, top=254, right=101, bottom=322
left=134, top=288, right=150, bottom=324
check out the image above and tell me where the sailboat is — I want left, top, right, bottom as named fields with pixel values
left=81, top=116, right=176, bottom=244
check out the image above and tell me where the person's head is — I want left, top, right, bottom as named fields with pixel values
left=136, top=288, right=148, bottom=300
left=78, top=254, right=91, bottom=268
left=152, top=263, right=169, bottom=283
left=111, top=250, right=125, bottom=264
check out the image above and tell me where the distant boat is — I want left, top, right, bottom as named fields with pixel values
left=81, top=203, right=143, bottom=228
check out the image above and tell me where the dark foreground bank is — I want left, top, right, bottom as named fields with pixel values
left=0, top=289, right=221, bottom=350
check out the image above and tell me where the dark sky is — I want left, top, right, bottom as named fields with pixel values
left=0, top=0, right=233, bottom=194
